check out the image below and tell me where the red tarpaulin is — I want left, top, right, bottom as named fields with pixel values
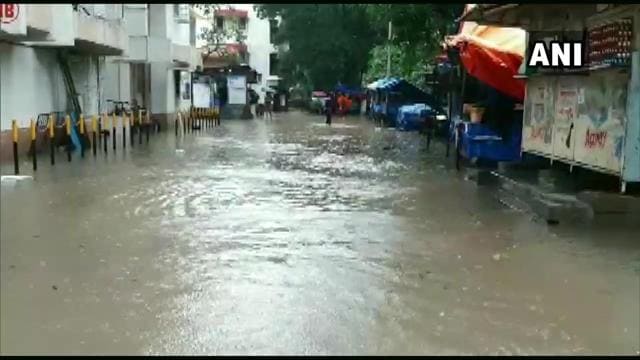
left=445, top=12, right=526, bottom=102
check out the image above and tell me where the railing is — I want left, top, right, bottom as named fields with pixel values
left=74, top=3, right=123, bottom=25
left=7, top=106, right=222, bottom=176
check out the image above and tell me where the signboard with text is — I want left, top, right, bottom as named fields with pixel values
left=0, top=4, right=26, bottom=35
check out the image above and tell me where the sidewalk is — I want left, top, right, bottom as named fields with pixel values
left=466, top=161, right=640, bottom=226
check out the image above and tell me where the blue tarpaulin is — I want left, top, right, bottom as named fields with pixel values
left=366, top=77, right=437, bottom=107
left=396, top=104, right=433, bottom=131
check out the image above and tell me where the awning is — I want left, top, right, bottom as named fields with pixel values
left=445, top=5, right=526, bottom=101
left=366, top=77, right=403, bottom=91
left=366, top=77, right=440, bottom=108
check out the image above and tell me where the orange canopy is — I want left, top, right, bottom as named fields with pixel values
left=445, top=7, right=526, bottom=101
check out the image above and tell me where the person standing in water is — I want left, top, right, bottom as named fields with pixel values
left=325, top=93, right=334, bottom=125
left=264, top=92, right=274, bottom=120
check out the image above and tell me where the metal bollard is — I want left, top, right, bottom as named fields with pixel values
left=79, top=114, right=85, bottom=158
left=49, top=115, right=55, bottom=165
left=130, top=112, right=135, bottom=148
left=12, top=120, right=19, bottom=175
left=182, top=111, right=187, bottom=134
left=30, top=119, right=37, bottom=171
left=123, top=114, right=127, bottom=150
left=97, top=114, right=102, bottom=146
left=112, top=114, right=117, bottom=151
left=138, top=110, right=143, bottom=145
left=103, top=114, right=108, bottom=154
left=145, top=112, right=150, bottom=144
left=65, top=115, right=72, bottom=162
left=92, top=116, right=97, bottom=157
left=175, top=113, right=179, bottom=137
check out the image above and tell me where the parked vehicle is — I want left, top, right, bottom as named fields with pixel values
left=310, top=91, right=330, bottom=114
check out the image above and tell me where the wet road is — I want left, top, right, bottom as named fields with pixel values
left=1, top=111, right=639, bottom=355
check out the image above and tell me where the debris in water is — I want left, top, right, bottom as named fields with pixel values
left=40, top=261, right=47, bottom=267
left=492, top=253, right=501, bottom=261
left=9, top=265, right=15, bottom=270
left=52, top=285, right=58, bottom=291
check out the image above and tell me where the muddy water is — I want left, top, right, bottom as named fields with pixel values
left=1, top=112, right=639, bottom=355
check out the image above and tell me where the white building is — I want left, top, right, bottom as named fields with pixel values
left=0, top=4, right=201, bottom=157
left=194, top=4, right=279, bottom=102
left=1, top=4, right=128, bottom=130
left=105, top=4, right=202, bottom=125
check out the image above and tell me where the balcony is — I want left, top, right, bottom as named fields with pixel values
left=25, top=5, right=53, bottom=41
left=172, top=43, right=202, bottom=69
left=172, top=43, right=191, bottom=67
left=73, top=6, right=128, bottom=56
left=174, top=4, right=190, bottom=24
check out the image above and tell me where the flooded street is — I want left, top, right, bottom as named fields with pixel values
left=1, top=111, right=639, bottom=355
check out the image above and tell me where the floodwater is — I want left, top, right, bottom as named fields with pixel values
left=1, top=111, right=639, bottom=355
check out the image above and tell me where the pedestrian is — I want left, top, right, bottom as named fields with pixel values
left=264, top=92, right=273, bottom=120
left=325, top=93, right=334, bottom=125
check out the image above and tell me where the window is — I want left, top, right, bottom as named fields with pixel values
left=216, top=16, right=224, bottom=30
left=270, top=53, right=279, bottom=75
left=269, top=19, right=278, bottom=44
left=239, top=18, right=247, bottom=30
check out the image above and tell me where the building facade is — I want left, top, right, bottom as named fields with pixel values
left=0, top=4, right=201, bottom=159
left=195, top=4, right=279, bottom=103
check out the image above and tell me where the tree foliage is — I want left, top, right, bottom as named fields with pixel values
left=195, top=4, right=247, bottom=60
left=255, top=4, right=462, bottom=90
left=256, top=4, right=377, bottom=90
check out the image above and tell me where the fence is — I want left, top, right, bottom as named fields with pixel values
left=7, top=107, right=220, bottom=175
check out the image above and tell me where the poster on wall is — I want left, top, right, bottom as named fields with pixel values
left=227, top=75, right=247, bottom=105
left=522, top=79, right=554, bottom=155
left=181, top=72, right=191, bottom=100
left=193, top=83, right=211, bottom=108
left=556, top=87, right=578, bottom=125
left=552, top=85, right=579, bottom=161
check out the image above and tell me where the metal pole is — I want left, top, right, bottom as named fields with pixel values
left=386, top=20, right=392, bottom=78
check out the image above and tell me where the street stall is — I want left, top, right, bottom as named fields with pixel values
left=335, top=84, right=365, bottom=115
left=366, top=77, right=440, bottom=126
left=461, top=4, right=640, bottom=192
left=443, top=10, right=527, bottom=164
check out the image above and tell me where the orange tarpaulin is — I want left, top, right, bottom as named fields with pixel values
left=445, top=7, right=527, bottom=101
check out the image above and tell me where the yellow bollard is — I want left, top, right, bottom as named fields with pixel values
left=49, top=114, right=54, bottom=138
left=65, top=115, right=71, bottom=136
left=92, top=115, right=97, bottom=156
left=112, top=114, right=117, bottom=151
left=12, top=119, right=19, bottom=174
left=12, top=119, right=18, bottom=143
left=49, top=114, right=55, bottom=165
left=122, top=113, right=127, bottom=149
left=103, top=113, right=109, bottom=153
left=30, top=119, right=36, bottom=141
left=30, top=118, right=37, bottom=171
left=79, top=114, right=85, bottom=158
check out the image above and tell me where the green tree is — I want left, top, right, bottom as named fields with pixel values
left=195, top=4, right=247, bottom=63
left=256, top=4, right=378, bottom=90
left=364, top=4, right=462, bottom=88
left=255, top=4, right=462, bottom=90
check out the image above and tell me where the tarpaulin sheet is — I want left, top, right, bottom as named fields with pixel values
left=446, top=10, right=526, bottom=102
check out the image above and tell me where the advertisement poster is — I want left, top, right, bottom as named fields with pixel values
left=556, top=87, right=577, bottom=124
left=193, top=83, right=211, bottom=108
left=227, top=75, right=247, bottom=105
